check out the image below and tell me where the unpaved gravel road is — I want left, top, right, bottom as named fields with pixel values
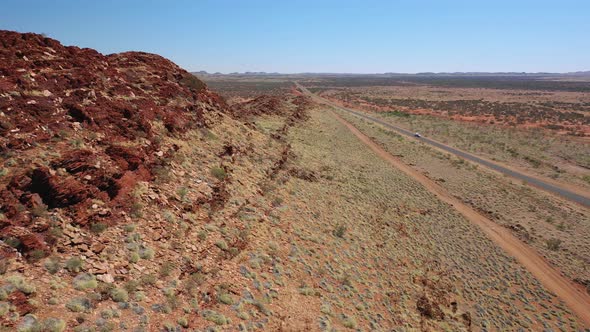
left=329, top=110, right=590, bottom=327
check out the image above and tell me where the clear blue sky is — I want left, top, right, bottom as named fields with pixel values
left=1, top=0, right=588, bottom=73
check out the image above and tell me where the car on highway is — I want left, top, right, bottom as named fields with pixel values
left=414, top=132, right=422, bottom=138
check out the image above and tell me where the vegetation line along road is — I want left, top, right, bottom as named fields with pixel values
left=296, top=83, right=590, bottom=208
left=329, top=110, right=590, bottom=327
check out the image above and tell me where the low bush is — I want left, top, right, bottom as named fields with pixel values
left=110, top=288, right=129, bottom=302
left=546, top=238, right=562, bottom=251
left=7, top=275, right=36, bottom=294
left=65, top=257, right=84, bottom=273
left=44, top=257, right=61, bottom=274
left=73, top=273, right=98, bottom=290
left=210, top=166, right=227, bottom=180
left=333, top=224, right=347, bottom=238
left=90, top=222, right=108, bottom=234
left=202, top=310, right=230, bottom=325
left=139, top=246, right=155, bottom=259
left=66, top=297, right=91, bottom=312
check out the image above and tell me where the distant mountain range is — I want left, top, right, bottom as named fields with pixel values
left=192, top=71, right=590, bottom=77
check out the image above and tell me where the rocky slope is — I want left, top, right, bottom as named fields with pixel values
left=0, top=30, right=227, bottom=259
left=0, top=31, right=316, bottom=331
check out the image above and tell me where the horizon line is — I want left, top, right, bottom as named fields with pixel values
left=191, top=70, right=590, bottom=76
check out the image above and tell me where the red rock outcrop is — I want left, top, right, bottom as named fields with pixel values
left=0, top=30, right=229, bottom=256
left=229, top=95, right=287, bottom=118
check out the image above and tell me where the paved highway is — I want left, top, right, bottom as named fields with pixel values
left=297, top=83, right=590, bottom=208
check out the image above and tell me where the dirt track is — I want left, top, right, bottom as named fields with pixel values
left=296, top=83, right=590, bottom=208
left=330, top=110, right=590, bottom=327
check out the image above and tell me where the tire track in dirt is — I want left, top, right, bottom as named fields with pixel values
left=330, top=110, right=590, bottom=327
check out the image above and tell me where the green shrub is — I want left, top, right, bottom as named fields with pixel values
left=252, top=300, right=271, bottom=316
left=159, top=262, right=175, bottom=277
left=123, top=224, right=136, bottom=232
left=176, top=186, right=189, bottom=202
left=125, top=232, right=141, bottom=243
left=4, top=237, right=21, bottom=248
left=183, top=273, right=205, bottom=296
left=163, top=322, right=176, bottom=332
left=0, top=302, right=9, bottom=315
left=42, top=317, right=66, bottom=332
left=65, top=257, right=84, bottom=273
left=298, top=287, right=316, bottom=296
left=333, top=224, right=347, bottom=238
left=134, top=291, right=146, bottom=302
left=128, top=252, right=140, bottom=264
left=342, top=316, right=357, bottom=329
left=90, top=222, right=108, bottom=234
left=130, top=201, right=143, bottom=218
left=96, top=282, right=115, bottom=299
left=139, top=247, right=155, bottom=260
left=66, top=297, right=91, bottom=312
left=73, top=273, right=97, bottom=290
left=271, top=197, right=283, bottom=207
left=140, top=274, right=157, bottom=286
left=0, top=260, right=6, bottom=275
left=17, top=314, right=38, bottom=332
left=163, top=210, right=176, bottom=223
left=44, top=257, right=61, bottom=274
left=110, top=288, right=128, bottom=302
left=210, top=166, right=227, bottom=180
left=215, top=240, right=228, bottom=251
left=202, top=310, right=229, bottom=325
left=31, top=204, right=48, bottom=218
left=70, top=139, right=83, bottom=148
left=28, top=249, right=46, bottom=262
left=153, top=165, right=172, bottom=183
left=100, top=309, right=113, bottom=319
left=7, top=275, right=36, bottom=294
left=48, top=225, right=64, bottom=239
left=218, top=293, right=234, bottom=305
left=177, top=316, right=189, bottom=328
left=546, top=238, right=562, bottom=251
left=124, top=280, right=140, bottom=293
left=383, top=110, right=410, bottom=118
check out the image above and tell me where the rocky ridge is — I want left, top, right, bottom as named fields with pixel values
left=0, top=30, right=227, bottom=259
left=0, top=31, right=314, bottom=331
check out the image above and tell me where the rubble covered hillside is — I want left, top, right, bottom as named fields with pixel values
left=0, top=30, right=227, bottom=253
left=0, top=30, right=315, bottom=331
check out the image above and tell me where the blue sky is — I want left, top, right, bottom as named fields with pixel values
left=1, top=0, right=588, bottom=73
